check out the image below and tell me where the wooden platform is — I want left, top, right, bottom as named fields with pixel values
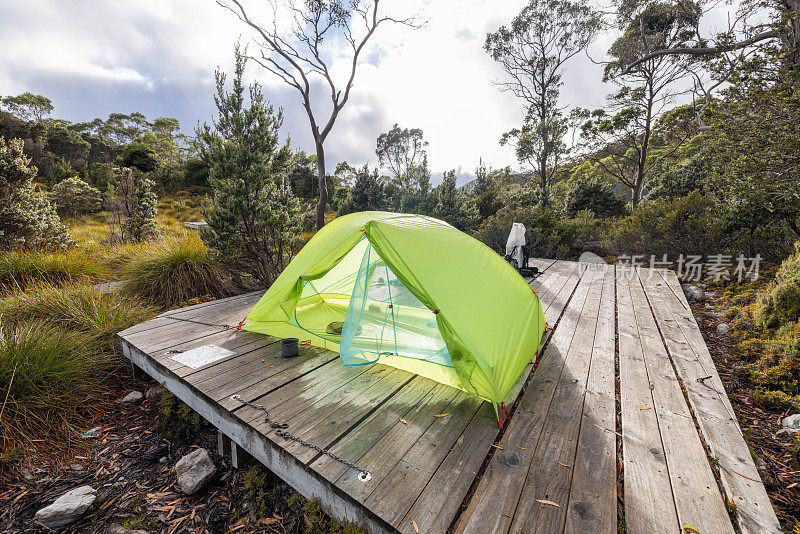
left=118, top=260, right=781, bottom=534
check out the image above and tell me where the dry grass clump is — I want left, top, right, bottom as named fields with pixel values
left=0, top=249, right=107, bottom=293
left=121, top=233, right=239, bottom=308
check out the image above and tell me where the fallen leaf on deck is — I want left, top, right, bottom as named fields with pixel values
left=412, top=518, right=419, bottom=533
left=433, top=413, right=451, bottom=417
left=534, top=499, right=560, bottom=507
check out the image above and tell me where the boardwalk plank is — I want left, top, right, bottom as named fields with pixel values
left=617, top=267, right=679, bottom=534
left=645, top=269, right=781, bottom=534
left=564, top=265, right=617, bottom=534
left=629, top=270, right=734, bottom=534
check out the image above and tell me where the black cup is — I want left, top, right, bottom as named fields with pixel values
left=281, top=338, right=299, bottom=358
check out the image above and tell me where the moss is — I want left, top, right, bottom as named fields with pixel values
left=754, top=243, right=800, bottom=329
left=749, top=389, right=797, bottom=411
left=121, top=515, right=150, bottom=530
left=156, top=390, right=203, bottom=430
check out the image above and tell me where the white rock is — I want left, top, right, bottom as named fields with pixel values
left=120, top=391, right=144, bottom=404
left=716, top=323, right=729, bottom=334
left=681, top=283, right=706, bottom=302
left=107, top=524, right=150, bottom=534
left=35, top=485, right=97, bottom=530
left=175, top=448, right=216, bottom=495
left=782, top=414, right=800, bottom=433
left=145, top=385, right=162, bottom=399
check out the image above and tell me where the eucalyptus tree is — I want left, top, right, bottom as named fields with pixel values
left=0, top=92, right=53, bottom=123
left=375, top=123, right=428, bottom=190
left=577, top=1, right=699, bottom=208
left=485, top=0, right=602, bottom=207
left=217, top=0, right=419, bottom=230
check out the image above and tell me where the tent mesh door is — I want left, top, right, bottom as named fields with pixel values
left=340, top=241, right=452, bottom=368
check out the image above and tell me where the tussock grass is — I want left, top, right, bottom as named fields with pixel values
left=0, top=322, right=111, bottom=454
left=0, top=284, right=155, bottom=455
left=0, top=249, right=107, bottom=293
left=0, top=283, right=156, bottom=349
left=122, top=233, right=238, bottom=307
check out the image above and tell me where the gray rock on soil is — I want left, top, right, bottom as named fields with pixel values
left=120, top=391, right=144, bottom=404
left=106, top=524, right=150, bottom=534
left=145, top=385, right=162, bottom=399
left=782, top=414, right=800, bottom=433
left=35, top=485, right=97, bottom=530
left=681, top=283, right=706, bottom=302
left=175, top=448, right=216, bottom=495
left=716, top=323, right=729, bottom=334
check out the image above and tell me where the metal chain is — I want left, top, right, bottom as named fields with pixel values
left=230, top=395, right=371, bottom=481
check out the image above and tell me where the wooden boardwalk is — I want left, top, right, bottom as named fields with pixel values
left=118, top=260, right=780, bottom=534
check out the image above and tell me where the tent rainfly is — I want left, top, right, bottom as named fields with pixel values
left=243, top=211, right=546, bottom=415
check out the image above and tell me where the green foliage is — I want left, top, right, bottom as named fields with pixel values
left=157, top=389, right=203, bottom=430
left=434, top=170, right=478, bottom=231
left=474, top=206, right=597, bottom=259
left=602, top=191, right=721, bottom=257
left=754, top=244, right=800, bottom=329
left=337, top=165, right=386, bottom=215
left=122, top=233, right=238, bottom=308
left=126, top=176, right=159, bottom=241
left=0, top=92, right=53, bottom=123
left=0, top=321, right=113, bottom=449
left=121, top=141, right=159, bottom=173
left=565, top=175, right=627, bottom=218
left=197, top=50, right=302, bottom=283
left=0, top=249, right=107, bottom=293
left=375, top=124, right=428, bottom=189
left=646, top=147, right=711, bottom=199
left=50, top=176, right=103, bottom=217
left=0, top=136, right=73, bottom=251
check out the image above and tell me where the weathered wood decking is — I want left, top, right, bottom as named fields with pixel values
left=118, top=260, right=780, bottom=534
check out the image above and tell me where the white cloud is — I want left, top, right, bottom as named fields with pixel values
left=0, top=0, right=615, bottom=184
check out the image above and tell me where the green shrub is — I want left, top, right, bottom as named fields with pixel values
left=122, top=233, right=238, bottom=307
left=603, top=191, right=721, bottom=257
left=0, top=249, right=107, bottom=293
left=474, top=206, right=599, bottom=259
left=0, top=283, right=155, bottom=349
left=565, top=176, right=627, bottom=218
left=50, top=176, right=103, bottom=217
left=755, top=243, right=800, bottom=329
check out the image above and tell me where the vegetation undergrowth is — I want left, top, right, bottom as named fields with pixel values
left=242, top=466, right=364, bottom=533
left=0, top=321, right=113, bottom=456
left=0, top=282, right=156, bottom=350
left=725, top=246, right=800, bottom=413
left=0, top=249, right=107, bottom=294
left=121, top=232, right=239, bottom=307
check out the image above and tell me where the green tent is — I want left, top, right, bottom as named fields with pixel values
left=243, top=211, right=545, bottom=414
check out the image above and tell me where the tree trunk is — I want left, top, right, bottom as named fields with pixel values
left=631, top=180, right=643, bottom=209
left=315, top=140, right=328, bottom=230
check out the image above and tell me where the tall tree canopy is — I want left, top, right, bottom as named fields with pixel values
left=375, top=123, right=428, bottom=190
left=486, top=0, right=601, bottom=206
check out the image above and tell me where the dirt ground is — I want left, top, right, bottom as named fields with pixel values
left=692, top=294, right=800, bottom=529
left=0, top=371, right=354, bottom=534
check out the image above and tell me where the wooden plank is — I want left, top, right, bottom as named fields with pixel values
left=616, top=266, right=679, bottom=533
left=564, top=265, right=617, bottom=534
left=118, top=339, right=395, bottom=533
left=645, top=269, right=781, bottom=534
left=308, top=378, right=447, bottom=482
left=367, top=392, right=484, bottom=529
left=398, top=402, right=496, bottom=534
left=454, top=262, right=596, bottom=534
left=333, top=382, right=462, bottom=501
left=628, top=269, right=734, bottom=534
left=508, top=265, right=606, bottom=533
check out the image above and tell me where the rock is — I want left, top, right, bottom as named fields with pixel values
left=716, top=323, right=729, bottom=334
left=175, top=448, right=216, bottom=495
left=35, top=485, right=97, bottom=530
left=20, top=467, right=34, bottom=481
left=706, top=310, right=726, bottom=320
left=705, top=291, right=717, bottom=298
left=681, top=283, right=706, bottom=302
left=145, top=385, right=162, bottom=399
left=106, top=524, right=150, bottom=534
left=69, top=463, right=84, bottom=471
left=782, top=414, right=800, bottom=433
left=120, top=391, right=144, bottom=404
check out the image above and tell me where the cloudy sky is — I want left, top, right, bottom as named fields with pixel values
left=0, top=0, right=621, bottom=184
